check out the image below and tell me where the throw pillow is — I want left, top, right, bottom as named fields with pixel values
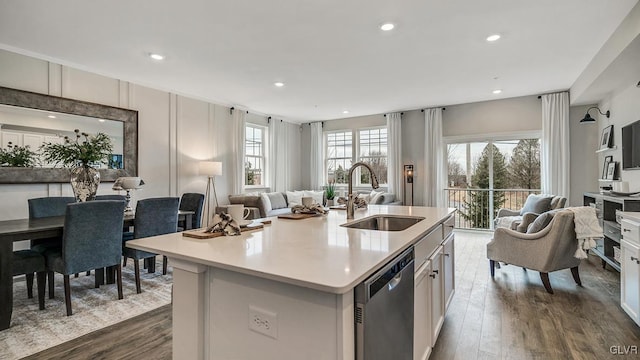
left=369, top=190, right=384, bottom=204
left=526, top=212, right=555, bottom=234
left=303, top=190, right=324, bottom=206
left=267, top=192, right=287, bottom=210
left=260, top=193, right=273, bottom=213
left=520, top=194, right=553, bottom=215
left=286, top=190, right=304, bottom=207
left=380, top=193, right=395, bottom=204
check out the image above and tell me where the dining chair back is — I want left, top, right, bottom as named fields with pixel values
left=28, top=197, right=76, bottom=218
left=179, top=193, right=205, bottom=230
left=45, top=200, right=126, bottom=315
left=95, top=195, right=127, bottom=201
left=123, top=197, right=179, bottom=293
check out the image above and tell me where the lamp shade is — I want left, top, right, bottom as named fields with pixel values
left=579, top=113, right=596, bottom=123
left=112, top=177, right=145, bottom=190
left=200, top=161, right=222, bottom=177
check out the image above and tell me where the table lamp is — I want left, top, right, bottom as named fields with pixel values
left=200, top=161, right=222, bottom=226
left=112, top=177, right=145, bottom=212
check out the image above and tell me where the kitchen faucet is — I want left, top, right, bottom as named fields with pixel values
left=347, top=162, right=379, bottom=219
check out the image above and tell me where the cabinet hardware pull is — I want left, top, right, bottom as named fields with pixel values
left=623, top=229, right=631, bottom=232
left=632, top=256, right=639, bottom=262
left=433, top=270, right=439, bottom=274
left=444, top=253, right=450, bottom=257
left=429, top=274, right=436, bottom=279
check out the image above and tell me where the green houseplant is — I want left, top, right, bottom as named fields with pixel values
left=324, top=179, right=336, bottom=206
left=40, top=129, right=114, bottom=201
left=0, top=142, right=37, bottom=167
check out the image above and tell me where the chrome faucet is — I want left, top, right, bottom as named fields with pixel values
left=347, top=162, right=380, bottom=219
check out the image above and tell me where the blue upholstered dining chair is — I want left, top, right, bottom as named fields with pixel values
left=45, top=200, right=126, bottom=316
left=28, top=196, right=76, bottom=298
left=122, top=197, right=179, bottom=293
left=178, top=193, right=205, bottom=230
left=13, top=250, right=47, bottom=310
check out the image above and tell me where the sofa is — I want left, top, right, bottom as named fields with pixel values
left=228, top=189, right=401, bottom=219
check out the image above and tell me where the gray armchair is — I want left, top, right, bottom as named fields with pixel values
left=45, top=200, right=127, bottom=315
left=487, top=210, right=582, bottom=294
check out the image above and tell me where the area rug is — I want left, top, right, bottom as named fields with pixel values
left=0, top=259, right=172, bottom=360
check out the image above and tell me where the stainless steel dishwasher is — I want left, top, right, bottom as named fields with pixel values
left=355, top=247, right=415, bottom=360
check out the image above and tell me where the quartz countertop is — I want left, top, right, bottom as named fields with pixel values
left=126, top=205, right=455, bottom=294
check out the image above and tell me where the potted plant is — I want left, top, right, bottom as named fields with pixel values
left=40, top=129, right=113, bottom=201
left=0, top=142, right=37, bottom=167
left=324, top=179, right=336, bottom=207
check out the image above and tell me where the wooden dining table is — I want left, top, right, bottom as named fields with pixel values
left=0, top=210, right=194, bottom=331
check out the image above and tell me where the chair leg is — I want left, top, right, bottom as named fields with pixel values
left=48, top=271, right=55, bottom=299
left=74, top=273, right=79, bottom=278
left=86, top=271, right=91, bottom=276
left=36, top=271, right=46, bottom=310
left=148, top=256, right=156, bottom=273
left=539, top=272, right=554, bottom=294
left=116, top=264, right=123, bottom=300
left=26, top=273, right=34, bottom=299
left=123, top=256, right=127, bottom=267
left=571, top=266, right=582, bottom=286
left=95, top=267, right=104, bottom=288
left=489, top=260, right=495, bottom=277
left=134, top=259, right=142, bottom=294
left=163, top=256, right=168, bottom=275
left=63, top=274, right=72, bottom=316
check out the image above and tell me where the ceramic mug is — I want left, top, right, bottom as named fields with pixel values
left=227, top=204, right=250, bottom=221
left=302, top=196, right=313, bottom=207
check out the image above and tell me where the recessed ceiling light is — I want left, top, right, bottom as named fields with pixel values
left=486, top=34, right=501, bottom=42
left=149, top=53, right=164, bottom=60
left=274, top=82, right=284, bottom=87
left=47, top=115, right=56, bottom=119
left=493, top=89, right=502, bottom=94
left=380, top=23, right=395, bottom=31
left=343, top=110, right=349, bottom=114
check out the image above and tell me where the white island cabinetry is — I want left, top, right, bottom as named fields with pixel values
left=621, top=213, right=640, bottom=326
left=127, top=206, right=455, bottom=360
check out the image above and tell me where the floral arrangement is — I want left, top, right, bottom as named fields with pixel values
left=324, top=179, right=336, bottom=200
left=0, top=142, right=37, bottom=167
left=40, top=129, right=113, bottom=167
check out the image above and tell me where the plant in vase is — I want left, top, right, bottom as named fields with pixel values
left=40, top=129, right=113, bottom=202
left=324, top=179, right=336, bottom=207
left=0, top=142, right=37, bottom=167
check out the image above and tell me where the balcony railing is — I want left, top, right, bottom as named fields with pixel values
left=445, top=188, right=540, bottom=230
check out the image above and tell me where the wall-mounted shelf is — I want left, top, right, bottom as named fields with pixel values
left=598, top=179, right=621, bottom=182
left=596, top=146, right=618, bottom=153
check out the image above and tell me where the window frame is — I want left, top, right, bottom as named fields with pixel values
left=324, top=126, right=388, bottom=189
left=244, top=123, right=267, bottom=189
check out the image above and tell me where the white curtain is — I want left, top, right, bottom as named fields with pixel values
left=269, top=119, right=290, bottom=192
left=387, top=112, right=403, bottom=203
left=310, top=122, right=324, bottom=190
left=231, top=109, right=246, bottom=194
left=541, top=92, right=570, bottom=199
left=424, top=108, right=446, bottom=207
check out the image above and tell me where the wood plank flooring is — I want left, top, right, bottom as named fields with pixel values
left=25, top=230, right=640, bottom=359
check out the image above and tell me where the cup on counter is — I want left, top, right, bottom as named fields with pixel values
left=302, top=196, right=313, bottom=207
left=227, top=204, right=250, bottom=221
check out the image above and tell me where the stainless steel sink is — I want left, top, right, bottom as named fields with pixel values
left=340, top=215, right=425, bottom=231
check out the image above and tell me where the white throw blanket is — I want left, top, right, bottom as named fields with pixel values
left=495, top=215, right=521, bottom=230
left=566, top=207, right=603, bottom=259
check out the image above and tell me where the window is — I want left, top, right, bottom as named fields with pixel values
left=245, top=124, right=265, bottom=187
left=325, top=127, right=387, bottom=186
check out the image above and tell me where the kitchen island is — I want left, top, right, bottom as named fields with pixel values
left=126, top=205, right=455, bottom=360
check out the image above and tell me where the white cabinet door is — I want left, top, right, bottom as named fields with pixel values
left=443, top=234, right=455, bottom=311
left=621, top=239, right=640, bottom=326
left=429, top=246, right=444, bottom=344
left=1, top=131, right=21, bottom=147
left=414, top=261, right=432, bottom=360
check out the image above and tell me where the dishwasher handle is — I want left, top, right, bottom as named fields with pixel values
left=387, top=272, right=402, bottom=291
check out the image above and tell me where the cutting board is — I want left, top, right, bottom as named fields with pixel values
left=277, top=213, right=321, bottom=220
left=182, top=223, right=264, bottom=239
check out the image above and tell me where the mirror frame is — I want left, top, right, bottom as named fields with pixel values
left=0, top=86, right=138, bottom=183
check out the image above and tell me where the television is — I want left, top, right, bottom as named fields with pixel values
left=622, top=120, right=640, bottom=170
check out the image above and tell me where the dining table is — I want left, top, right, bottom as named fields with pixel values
left=0, top=210, right=194, bottom=331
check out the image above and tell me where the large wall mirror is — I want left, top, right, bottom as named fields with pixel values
left=0, top=86, right=138, bottom=183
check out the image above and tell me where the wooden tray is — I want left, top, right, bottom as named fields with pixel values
left=277, top=213, right=321, bottom=220
left=182, top=223, right=264, bottom=239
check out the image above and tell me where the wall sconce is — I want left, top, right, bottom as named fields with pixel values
left=404, top=165, right=414, bottom=206
left=580, top=106, right=610, bottom=123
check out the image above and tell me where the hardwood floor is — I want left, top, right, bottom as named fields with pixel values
left=25, top=230, right=640, bottom=359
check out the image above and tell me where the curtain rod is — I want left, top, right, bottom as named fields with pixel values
left=420, top=107, right=446, bottom=112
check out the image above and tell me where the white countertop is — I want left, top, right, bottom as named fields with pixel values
left=126, top=205, right=455, bottom=294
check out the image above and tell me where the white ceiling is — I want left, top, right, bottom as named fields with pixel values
left=0, top=0, right=637, bottom=123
